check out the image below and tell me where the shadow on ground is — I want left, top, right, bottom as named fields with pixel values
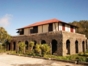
left=12, top=64, right=88, bottom=66
left=12, top=64, right=51, bottom=66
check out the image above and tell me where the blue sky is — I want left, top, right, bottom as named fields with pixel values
left=0, top=0, right=88, bottom=35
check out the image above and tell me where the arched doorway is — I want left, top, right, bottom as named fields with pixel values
left=82, top=41, right=85, bottom=52
left=75, top=40, right=78, bottom=53
left=18, top=41, right=21, bottom=43
left=6, top=40, right=10, bottom=50
left=66, top=40, right=70, bottom=54
left=41, top=40, right=46, bottom=44
left=33, top=40, right=37, bottom=49
left=13, top=42, right=16, bottom=50
left=51, top=39, right=57, bottom=54
left=25, top=41, right=28, bottom=50
left=8, top=43, right=10, bottom=50
left=86, top=40, right=87, bottom=49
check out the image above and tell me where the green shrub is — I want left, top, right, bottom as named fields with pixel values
left=40, top=44, right=51, bottom=57
left=6, top=51, right=17, bottom=55
left=29, top=41, right=34, bottom=47
left=78, top=56, right=86, bottom=62
left=35, top=44, right=41, bottom=55
left=29, top=41, right=34, bottom=51
left=0, top=44, right=6, bottom=53
left=18, top=42, right=26, bottom=54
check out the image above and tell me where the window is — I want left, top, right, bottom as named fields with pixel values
left=19, top=29, right=24, bottom=35
left=33, top=26, right=38, bottom=33
left=62, top=23, right=65, bottom=31
left=30, top=29, right=33, bottom=33
left=70, top=26, right=73, bottom=32
left=30, top=26, right=38, bottom=34
left=48, top=23, right=53, bottom=31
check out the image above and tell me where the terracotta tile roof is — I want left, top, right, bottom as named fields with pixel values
left=17, top=18, right=77, bottom=30
left=25, top=18, right=61, bottom=28
left=17, top=18, right=62, bottom=29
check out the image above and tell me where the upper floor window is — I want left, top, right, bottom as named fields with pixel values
left=19, top=29, right=24, bottom=35
left=48, top=23, right=53, bottom=31
left=62, top=23, right=65, bottom=31
left=70, top=26, right=73, bottom=32
left=30, top=26, right=38, bottom=34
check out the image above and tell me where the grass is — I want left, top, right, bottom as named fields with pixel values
left=0, top=49, right=88, bottom=62
left=44, top=54, right=88, bottom=62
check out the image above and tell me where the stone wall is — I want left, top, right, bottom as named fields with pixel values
left=62, top=31, right=87, bottom=56
left=10, top=31, right=63, bottom=56
left=8, top=31, right=87, bottom=56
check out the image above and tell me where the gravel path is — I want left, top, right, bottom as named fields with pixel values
left=0, top=53, right=86, bottom=66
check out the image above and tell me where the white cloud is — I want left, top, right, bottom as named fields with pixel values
left=0, top=14, right=12, bottom=27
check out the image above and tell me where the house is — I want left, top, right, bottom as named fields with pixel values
left=7, top=19, right=87, bottom=56
left=17, top=19, right=76, bottom=35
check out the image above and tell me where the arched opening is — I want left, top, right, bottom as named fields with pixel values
left=82, top=41, right=85, bottom=52
left=66, top=40, right=70, bottom=54
left=5, top=40, right=10, bottom=50
left=75, top=40, right=78, bottom=53
left=6, top=40, right=10, bottom=50
left=18, top=41, right=21, bottom=50
left=33, top=40, right=37, bottom=49
left=51, top=39, right=57, bottom=54
left=86, top=40, right=87, bottom=49
left=41, top=40, right=46, bottom=44
left=18, top=41, right=21, bottom=43
left=13, top=42, right=16, bottom=50
left=8, top=43, right=10, bottom=50
left=25, top=41, right=28, bottom=50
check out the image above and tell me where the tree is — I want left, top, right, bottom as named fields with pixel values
left=40, top=44, right=51, bottom=57
left=70, top=20, right=88, bottom=38
left=34, top=44, right=51, bottom=57
left=35, top=44, right=41, bottom=55
left=0, top=27, right=11, bottom=43
left=0, top=27, right=11, bottom=50
left=18, top=42, right=26, bottom=54
left=28, top=41, right=34, bottom=51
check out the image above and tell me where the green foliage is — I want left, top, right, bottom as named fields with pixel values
left=40, top=44, right=51, bottom=57
left=18, top=42, right=26, bottom=54
left=0, top=27, right=11, bottom=43
left=0, top=44, right=3, bottom=49
left=70, top=20, right=88, bottom=38
left=35, top=44, right=41, bottom=55
left=28, top=41, right=34, bottom=51
left=44, top=54, right=87, bottom=62
left=77, top=56, right=86, bottom=62
left=29, top=41, right=34, bottom=47
left=6, top=51, right=17, bottom=55
left=0, top=27, right=11, bottom=50
left=0, top=44, right=5, bottom=53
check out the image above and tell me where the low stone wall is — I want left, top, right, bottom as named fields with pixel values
left=8, top=31, right=87, bottom=56
left=10, top=31, right=63, bottom=56
left=62, top=31, right=87, bottom=56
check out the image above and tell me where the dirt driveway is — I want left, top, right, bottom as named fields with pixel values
left=0, top=53, right=86, bottom=66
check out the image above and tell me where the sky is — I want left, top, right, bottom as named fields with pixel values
left=0, top=0, right=88, bottom=36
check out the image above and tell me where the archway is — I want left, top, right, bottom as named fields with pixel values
left=6, top=40, right=10, bottom=50
left=82, top=41, right=85, bottom=52
left=41, top=40, right=46, bottom=44
left=25, top=41, right=28, bottom=50
left=66, top=40, right=70, bottom=54
left=13, top=42, right=16, bottom=50
left=75, top=40, right=78, bottom=53
left=33, top=40, right=37, bottom=49
left=18, top=41, right=21, bottom=43
left=8, top=43, right=10, bottom=50
left=86, top=40, right=87, bottom=49
left=51, top=39, right=57, bottom=54
left=18, top=41, right=21, bottom=51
